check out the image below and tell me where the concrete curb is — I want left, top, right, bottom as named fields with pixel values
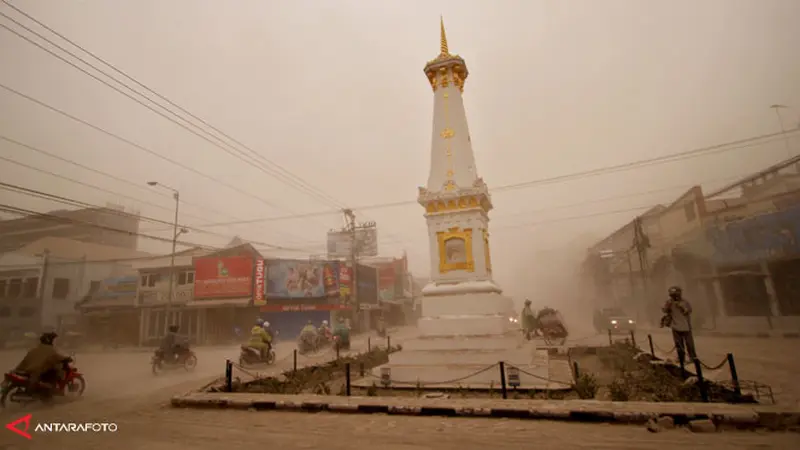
left=170, top=394, right=800, bottom=431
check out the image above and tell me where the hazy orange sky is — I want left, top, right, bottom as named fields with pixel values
left=1, top=0, right=798, bottom=299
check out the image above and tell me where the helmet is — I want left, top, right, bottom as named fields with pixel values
left=256, top=318, right=264, bottom=326
left=668, top=286, right=682, bottom=298
left=262, top=321, right=270, bottom=328
left=40, top=332, right=58, bottom=345
left=307, top=320, right=313, bottom=325
left=322, top=320, right=328, bottom=325
left=524, top=299, right=532, bottom=305
left=168, top=324, right=179, bottom=333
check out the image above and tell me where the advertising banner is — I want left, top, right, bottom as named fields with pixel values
left=95, top=275, right=138, bottom=299
left=393, top=257, right=406, bottom=298
left=254, top=259, right=266, bottom=306
left=327, top=226, right=379, bottom=258
left=266, top=260, right=337, bottom=299
left=377, top=264, right=395, bottom=302
left=322, top=261, right=340, bottom=297
left=356, top=263, right=378, bottom=307
left=259, top=303, right=350, bottom=312
left=338, top=264, right=352, bottom=297
left=194, top=256, right=253, bottom=299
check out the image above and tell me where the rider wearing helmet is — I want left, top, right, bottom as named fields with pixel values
left=248, top=318, right=271, bottom=360
left=160, top=324, right=181, bottom=362
left=300, top=320, right=317, bottom=336
left=15, top=332, right=68, bottom=393
left=261, top=321, right=274, bottom=347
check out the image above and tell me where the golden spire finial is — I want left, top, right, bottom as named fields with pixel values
left=440, top=16, right=449, bottom=56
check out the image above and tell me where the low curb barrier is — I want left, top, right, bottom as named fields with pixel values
left=170, top=393, right=800, bottom=431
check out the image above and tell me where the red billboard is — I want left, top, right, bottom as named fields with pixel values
left=194, top=256, right=253, bottom=299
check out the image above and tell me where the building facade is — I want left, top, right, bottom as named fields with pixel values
left=0, top=205, right=141, bottom=253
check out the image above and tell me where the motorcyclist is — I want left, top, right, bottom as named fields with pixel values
left=521, top=299, right=537, bottom=340
left=299, top=320, right=317, bottom=349
left=248, top=318, right=271, bottom=360
left=318, top=320, right=331, bottom=340
left=15, top=332, right=68, bottom=395
left=261, top=321, right=274, bottom=352
left=159, top=324, right=182, bottom=362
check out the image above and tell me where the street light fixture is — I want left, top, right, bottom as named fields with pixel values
left=146, top=181, right=182, bottom=316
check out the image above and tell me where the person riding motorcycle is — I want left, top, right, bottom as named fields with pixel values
left=261, top=321, right=274, bottom=350
left=318, top=320, right=331, bottom=340
left=159, top=324, right=183, bottom=362
left=15, top=332, right=68, bottom=396
left=248, top=319, right=271, bottom=360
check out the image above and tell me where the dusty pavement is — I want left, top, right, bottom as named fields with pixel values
left=0, top=328, right=415, bottom=446
left=8, top=407, right=800, bottom=449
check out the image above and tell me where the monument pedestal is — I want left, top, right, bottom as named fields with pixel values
left=359, top=292, right=570, bottom=390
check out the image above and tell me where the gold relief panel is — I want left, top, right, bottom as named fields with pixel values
left=438, top=67, right=450, bottom=88
left=426, top=72, right=437, bottom=91
left=425, top=196, right=484, bottom=213
left=437, top=226, right=474, bottom=273
left=443, top=180, right=457, bottom=191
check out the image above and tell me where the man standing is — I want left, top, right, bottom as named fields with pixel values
left=662, top=286, right=697, bottom=365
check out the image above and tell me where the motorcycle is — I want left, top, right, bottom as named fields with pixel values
left=297, top=332, right=321, bottom=355
left=1, top=356, right=86, bottom=408
left=239, top=345, right=276, bottom=366
left=152, top=345, right=197, bottom=375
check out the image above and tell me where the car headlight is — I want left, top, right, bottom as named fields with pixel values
left=628, top=319, right=634, bottom=324
left=610, top=320, right=618, bottom=325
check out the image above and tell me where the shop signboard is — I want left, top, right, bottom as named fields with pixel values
left=338, top=264, right=352, bottom=297
left=259, top=303, right=350, bottom=312
left=377, top=263, right=395, bottom=302
left=356, top=263, right=378, bottom=307
left=327, top=225, right=379, bottom=258
left=194, top=256, right=253, bottom=299
left=95, top=275, right=138, bottom=299
left=266, top=259, right=339, bottom=299
left=254, top=258, right=266, bottom=306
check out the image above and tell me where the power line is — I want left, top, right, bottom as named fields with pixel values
left=193, top=129, right=800, bottom=227
left=0, top=9, right=344, bottom=213
left=0, top=182, right=314, bottom=252
left=0, top=134, right=235, bottom=222
left=0, top=84, right=323, bottom=245
left=2, top=0, right=347, bottom=211
left=0, top=203, right=216, bottom=250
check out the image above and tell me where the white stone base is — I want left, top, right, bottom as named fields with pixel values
left=418, top=291, right=514, bottom=337
left=361, top=335, right=570, bottom=390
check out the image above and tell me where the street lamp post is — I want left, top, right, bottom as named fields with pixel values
left=147, top=181, right=187, bottom=316
left=770, top=104, right=792, bottom=159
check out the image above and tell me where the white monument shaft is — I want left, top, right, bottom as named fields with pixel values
left=361, top=20, right=563, bottom=389
left=415, top=19, right=512, bottom=337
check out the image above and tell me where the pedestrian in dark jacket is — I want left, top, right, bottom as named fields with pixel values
left=662, top=286, right=697, bottom=364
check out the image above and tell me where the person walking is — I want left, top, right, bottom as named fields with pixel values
left=661, top=286, right=697, bottom=366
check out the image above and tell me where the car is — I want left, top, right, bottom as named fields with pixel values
left=593, top=307, right=636, bottom=334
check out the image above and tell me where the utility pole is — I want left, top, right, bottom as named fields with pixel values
left=343, top=209, right=359, bottom=330
left=147, top=181, right=187, bottom=327
left=770, top=104, right=792, bottom=159
left=632, top=216, right=650, bottom=323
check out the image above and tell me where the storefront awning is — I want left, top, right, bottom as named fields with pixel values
left=185, top=297, right=252, bottom=308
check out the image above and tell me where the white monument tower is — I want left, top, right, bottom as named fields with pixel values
left=416, top=18, right=514, bottom=337
left=363, top=19, right=565, bottom=389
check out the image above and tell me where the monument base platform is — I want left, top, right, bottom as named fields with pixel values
left=355, top=335, right=572, bottom=391
left=417, top=291, right=515, bottom=337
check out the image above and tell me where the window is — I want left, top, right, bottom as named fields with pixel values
left=0, top=307, right=10, bottom=317
left=22, top=277, right=38, bottom=297
left=684, top=202, right=697, bottom=222
left=18, top=307, right=36, bottom=318
left=52, top=278, right=70, bottom=299
left=7, top=278, right=22, bottom=298
left=178, top=270, right=195, bottom=286
left=141, top=273, right=159, bottom=287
